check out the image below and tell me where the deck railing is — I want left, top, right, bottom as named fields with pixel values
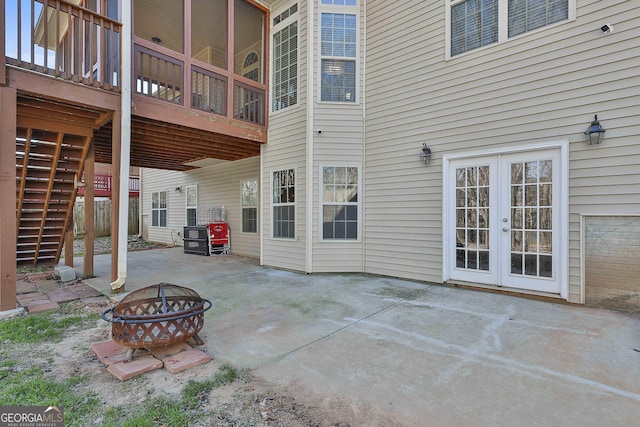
left=4, top=0, right=121, bottom=92
left=133, top=40, right=267, bottom=127
left=77, top=173, right=139, bottom=197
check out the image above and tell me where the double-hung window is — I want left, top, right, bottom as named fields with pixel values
left=447, top=0, right=574, bottom=58
left=321, top=166, right=359, bottom=240
left=242, top=179, right=258, bottom=233
left=273, top=169, right=295, bottom=239
left=152, top=191, right=167, bottom=227
left=185, top=185, right=197, bottom=226
left=320, top=0, right=358, bottom=102
left=272, top=4, right=299, bottom=112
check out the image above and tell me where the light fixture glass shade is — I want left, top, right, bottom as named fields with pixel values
left=584, top=115, right=606, bottom=145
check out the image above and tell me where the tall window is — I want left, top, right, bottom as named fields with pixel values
left=152, top=191, right=167, bottom=227
left=320, top=1, right=357, bottom=102
left=186, top=185, right=197, bottom=227
left=242, top=179, right=258, bottom=233
left=272, top=4, right=298, bottom=111
left=447, top=0, right=573, bottom=57
left=321, top=166, right=359, bottom=240
left=273, top=169, right=295, bottom=239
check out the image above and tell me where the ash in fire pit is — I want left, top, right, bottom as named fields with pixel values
left=101, top=283, right=212, bottom=359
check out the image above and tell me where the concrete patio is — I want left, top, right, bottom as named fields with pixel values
left=77, top=247, right=639, bottom=426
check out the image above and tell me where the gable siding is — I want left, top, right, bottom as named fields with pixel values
left=141, top=157, right=260, bottom=257
left=365, top=0, right=640, bottom=301
left=261, top=0, right=309, bottom=271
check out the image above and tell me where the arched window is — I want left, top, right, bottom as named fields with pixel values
left=243, top=52, right=260, bottom=81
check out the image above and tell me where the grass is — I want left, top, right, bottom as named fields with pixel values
left=182, top=364, right=238, bottom=408
left=93, top=366, right=239, bottom=426
left=0, top=311, right=241, bottom=426
left=0, top=357, right=98, bottom=425
left=0, top=311, right=99, bottom=344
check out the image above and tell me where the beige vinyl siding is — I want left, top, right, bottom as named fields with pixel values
left=365, top=1, right=640, bottom=301
left=261, top=0, right=309, bottom=271
left=313, top=107, right=365, bottom=273
left=310, top=0, right=365, bottom=273
left=141, top=157, right=260, bottom=257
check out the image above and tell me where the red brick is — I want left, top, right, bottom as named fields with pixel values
left=17, top=292, right=46, bottom=305
left=47, top=288, right=78, bottom=303
left=66, top=283, right=102, bottom=298
left=26, top=300, right=60, bottom=314
left=149, top=342, right=192, bottom=360
left=160, top=348, right=211, bottom=374
left=16, top=281, right=38, bottom=294
left=92, top=339, right=131, bottom=366
left=107, top=354, right=163, bottom=381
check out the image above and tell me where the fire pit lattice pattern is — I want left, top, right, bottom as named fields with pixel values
left=101, top=283, right=212, bottom=349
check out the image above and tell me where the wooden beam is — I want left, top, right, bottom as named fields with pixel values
left=131, top=95, right=267, bottom=143
left=84, top=142, right=95, bottom=278
left=7, top=67, right=120, bottom=110
left=0, top=0, right=5, bottom=87
left=16, top=128, right=32, bottom=237
left=64, top=226, right=74, bottom=267
left=17, top=116, right=94, bottom=137
left=0, top=87, right=17, bottom=311
left=56, top=135, right=93, bottom=263
left=34, top=132, right=64, bottom=264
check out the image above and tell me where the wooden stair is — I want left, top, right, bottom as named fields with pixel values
left=16, top=127, right=92, bottom=266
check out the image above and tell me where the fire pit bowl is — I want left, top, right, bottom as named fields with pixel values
left=101, top=283, right=212, bottom=349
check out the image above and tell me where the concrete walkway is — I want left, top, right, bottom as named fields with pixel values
left=77, top=247, right=640, bottom=426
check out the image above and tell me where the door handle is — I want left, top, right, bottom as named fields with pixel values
left=502, top=227, right=509, bottom=232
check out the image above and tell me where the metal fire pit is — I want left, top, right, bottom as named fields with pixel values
left=101, top=283, right=212, bottom=349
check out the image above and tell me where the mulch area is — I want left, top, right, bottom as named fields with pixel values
left=16, top=271, right=110, bottom=314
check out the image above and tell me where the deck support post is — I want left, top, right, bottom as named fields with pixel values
left=0, top=87, right=17, bottom=311
left=84, top=143, right=95, bottom=278
left=64, top=227, right=74, bottom=267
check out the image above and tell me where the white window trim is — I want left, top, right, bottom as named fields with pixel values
left=185, top=185, right=197, bottom=226
left=319, top=164, right=362, bottom=242
left=444, top=0, right=577, bottom=61
left=270, top=4, right=301, bottom=115
left=241, top=178, right=259, bottom=234
left=271, top=167, right=297, bottom=240
left=317, top=1, right=360, bottom=105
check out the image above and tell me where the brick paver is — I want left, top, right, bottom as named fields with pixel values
left=26, top=300, right=61, bottom=314
left=46, top=288, right=79, bottom=304
left=107, top=354, right=163, bottom=381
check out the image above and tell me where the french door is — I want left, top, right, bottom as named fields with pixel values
left=447, top=149, right=563, bottom=294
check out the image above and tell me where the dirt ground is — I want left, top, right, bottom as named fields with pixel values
left=11, top=276, right=399, bottom=426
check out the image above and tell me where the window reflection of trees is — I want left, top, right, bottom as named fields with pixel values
left=455, top=165, right=490, bottom=271
left=510, top=160, right=553, bottom=277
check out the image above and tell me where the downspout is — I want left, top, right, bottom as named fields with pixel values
left=111, top=0, right=132, bottom=291
left=305, top=0, right=315, bottom=274
left=138, top=170, right=143, bottom=238
left=361, top=0, right=367, bottom=270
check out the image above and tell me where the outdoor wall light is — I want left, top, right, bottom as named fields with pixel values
left=420, top=143, right=432, bottom=165
left=151, top=37, right=162, bottom=44
left=584, top=114, right=606, bottom=145
left=175, top=186, right=182, bottom=192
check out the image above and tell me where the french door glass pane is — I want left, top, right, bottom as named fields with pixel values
left=510, top=160, right=553, bottom=278
left=455, top=165, right=490, bottom=272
